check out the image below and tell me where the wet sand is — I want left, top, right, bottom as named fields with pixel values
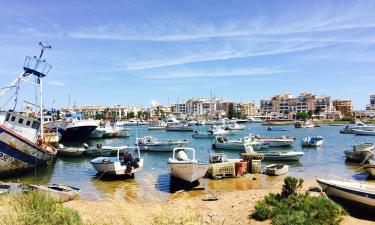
left=64, top=174, right=374, bottom=225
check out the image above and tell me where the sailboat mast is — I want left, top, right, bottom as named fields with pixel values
left=39, top=78, right=44, bottom=139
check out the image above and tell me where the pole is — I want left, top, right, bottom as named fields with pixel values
left=39, top=78, right=44, bottom=140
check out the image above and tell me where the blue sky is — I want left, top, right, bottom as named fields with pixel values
left=0, top=0, right=375, bottom=109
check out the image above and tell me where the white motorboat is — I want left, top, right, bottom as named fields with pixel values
left=148, top=121, right=167, bottom=130
left=344, top=143, right=374, bottom=163
left=301, top=136, right=324, bottom=147
left=253, top=135, right=294, bottom=147
left=166, top=124, right=193, bottom=132
left=192, top=126, right=228, bottom=138
left=164, top=115, right=180, bottom=126
left=294, top=120, right=314, bottom=128
left=91, top=147, right=143, bottom=176
left=205, top=119, right=226, bottom=125
left=263, top=151, right=304, bottom=161
left=57, top=144, right=88, bottom=157
left=317, top=178, right=375, bottom=209
left=112, top=122, right=131, bottom=138
left=364, top=160, right=375, bottom=178
left=123, top=119, right=139, bottom=126
left=136, top=136, right=188, bottom=151
left=212, top=135, right=249, bottom=150
left=341, top=121, right=375, bottom=134
left=265, top=164, right=289, bottom=176
left=248, top=117, right=263, bottom=123
left=224, top=123, right=246, bottom=131
left=352, top=129, right=375, bottom=136
left=30, top=184, right=80, bottom=202
left=168, top=147, right=209, bottom=182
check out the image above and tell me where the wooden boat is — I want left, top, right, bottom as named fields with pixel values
left=344, top=143, right=374, bottom=163
left=301, top=136, right=324, bottom=147
left=168, top=147, right=209, bottom=182
left=91, top=147, right=143, bottom=176
left=29, top=184, right=80, bottom=202
left=136, top=136, right=187, bottom=152
left=317, top=178, right=375, bottom=209
left=364, top=160, right=375, bottom=178
left=265, top=164, right=289, bottom=176
left=262, top=151, right=304, bottom=161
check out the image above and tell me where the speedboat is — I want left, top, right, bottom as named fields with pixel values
left=317, top=178, right=375, bottom=209
left=364, top=160, right=375, bottom=178
left=341, top=121, right=375, bottom=134
left=91, top=147, right=143, bottom=176
left=192, top=126, right=228, bottom=138
left=136, top=136, right=187, bottom=151
left=301, top=136, right=324, bottom=147
left=253, top=135, right=294, bottom=147
left=0, top=45, right=56, bottom=177
left=265, top=164, right=289, bottom=176
left=29, top=184, right=80, bottom=202
left=352, top=129, right=375, bottom=136
left=166, top=124, right=193, bottom=132
left=344, top=143, right=374, bottom=163
left=224, top=123, right=245, bottom=131
left=294, top=120, right=314, bottom=128
left=212, top=135, right=249, bottom=150
left=168, top=147, right=209, bottom=182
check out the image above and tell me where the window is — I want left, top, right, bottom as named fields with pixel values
left=5, top=113, right=10, bottom=121
left=31, top=121, right=39, bottom=129
left=11, top=116, right=16, bottom=122
left=18, top=118, right=24, bottom=124
left=26, top=121, right=31, bottom=126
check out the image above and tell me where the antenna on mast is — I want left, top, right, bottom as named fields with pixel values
left=38, top=42, right=52, bottom=60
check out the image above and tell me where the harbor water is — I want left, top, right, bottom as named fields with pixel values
left=7, top=123, right=375, bottom=202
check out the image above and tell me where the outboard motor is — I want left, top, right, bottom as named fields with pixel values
left=123, top=151, right=140, bottom=172
left=82, top=143, right=89, bottom=150
left=96, top=143, right=102, bottom=149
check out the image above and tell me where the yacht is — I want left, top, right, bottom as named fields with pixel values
left=44, top=113, right=97, bottom=142
left=164, top=115, right=180, bottom=126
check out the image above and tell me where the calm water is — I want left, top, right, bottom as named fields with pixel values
left=7, top=123, right=375, bottom=202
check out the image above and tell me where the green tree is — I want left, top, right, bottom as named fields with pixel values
left=127, top=111, right=135, bottom=119
left=296, top=112, right=308, bottom=120
left=307, top=110, right=313, bottom=118
left=228, top=103, right=235, bottom=119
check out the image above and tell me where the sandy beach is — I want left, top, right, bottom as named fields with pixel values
left=64, top=174, right=374, bottom=225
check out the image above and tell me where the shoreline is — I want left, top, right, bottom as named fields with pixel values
left=64, top=174, right=374, bottom=225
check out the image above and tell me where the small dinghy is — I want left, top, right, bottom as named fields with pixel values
left=91, top=147, right=143, bottom=177
left=265, top=164, right=288, bottom=176
left=317, top=178, right=375, bottom=209
left=344, top=143, right=374, bottom=163
left=364, top=160, right=375, bottom=178
left=0, top=182, right=28, bottom=194
left=301, top=136, right=324, bottom=147
left=263, top=151, right=304, bottom=161
left=29, top=184, right=80, bottom=202
left=57, top=144, right=88, bottom=157
left=168, top=147, right=209, bottom=182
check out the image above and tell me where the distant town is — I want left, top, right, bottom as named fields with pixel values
left=56, top=92, right=375, bottom=121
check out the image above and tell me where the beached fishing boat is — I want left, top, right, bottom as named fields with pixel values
left=317, top=178, right=375, bottom=209
left=136, top=136, right=187, bottom=151
left=364, top=160, right=375, bottom=178
left=344, top=143, right=374, bottom=163
left=168, top=147, right=209, bottom=182
left=212, top=135, right=249, bottom=150
left=265, top=164, right=289, bottom=176
left=0, top=43, right=56, bottom=177
left=253, top=135, right=294, bottom=147
left=262, top=151, right=304, bottom=161
left=57, top=144, right=88, bottom=157
left=301, top=136, right=324, bottom=147
left=192, top=126, right=228, bottom=138
left=91, top=147, right=143, bottom=177
left=30, top=184, right=80, bottom=202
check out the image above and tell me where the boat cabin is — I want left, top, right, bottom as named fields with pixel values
left=0, top=111, right=40, bottom=142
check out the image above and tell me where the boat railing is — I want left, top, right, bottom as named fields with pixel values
left=23, top=56, right=52, bottom=77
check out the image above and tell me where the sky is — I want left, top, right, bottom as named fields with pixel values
left=0, top=0, right=375, bottom=110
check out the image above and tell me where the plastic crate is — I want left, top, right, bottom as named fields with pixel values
left=208, top=162, right=236, bottom=178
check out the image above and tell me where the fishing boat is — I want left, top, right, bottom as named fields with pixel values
left=301, top=136, right=324, bottom=147
left=30, top=184, right=80, bottom=202
left=91, top=147, right=143, bottom=177
left=136, top=136, right=187, bottom=151
left=262, top=151, right=304, bottom=161
left=212, top=135, right=249, bottom=150
left=344, top=143, right=374, bottom=163
left=223, top=123, right=245, bottom=131
left=168, top=147, right=209, bottom=182
left=265, top=164, right=289, bottom=176
left=364, top=160, right=375, bottom=178
left=148, top=121, right=167, bottom=130
left=253, top=135, right=294, bottom=147
left=0, top=43, right=56, bottom=177
left=57, top=144, right=88, bottom=157
left=352, top=129, right=375, bottom=136
left=317, top=178, right=375, bottom=209
left=294, top=120, right=314, bottom=128
left=192, top=126, right=228, bottom=138
left=166, top=124, right=193, bottom=132
left=267, top=126, right=288, bottom=131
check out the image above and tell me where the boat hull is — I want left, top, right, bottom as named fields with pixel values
left=212, top=143, right=246, bottom=150
left=352, top=129, right=375, bottom=136
left=60, top=125, right=97, bottom=141
left=170, top=163, right=209, bottom=182
left=0, top=125, right=53, bottom=177
left=265, top=164, right=288, bottom=176
left=364, top=165, right=375, bottom=177
left=138, top=143, right=186, bottom=152
left=91, top=157, right=143, bottom=175
left=263, top=152, right=304, bottom=161
left=260, top=140, right=294, bottom=147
